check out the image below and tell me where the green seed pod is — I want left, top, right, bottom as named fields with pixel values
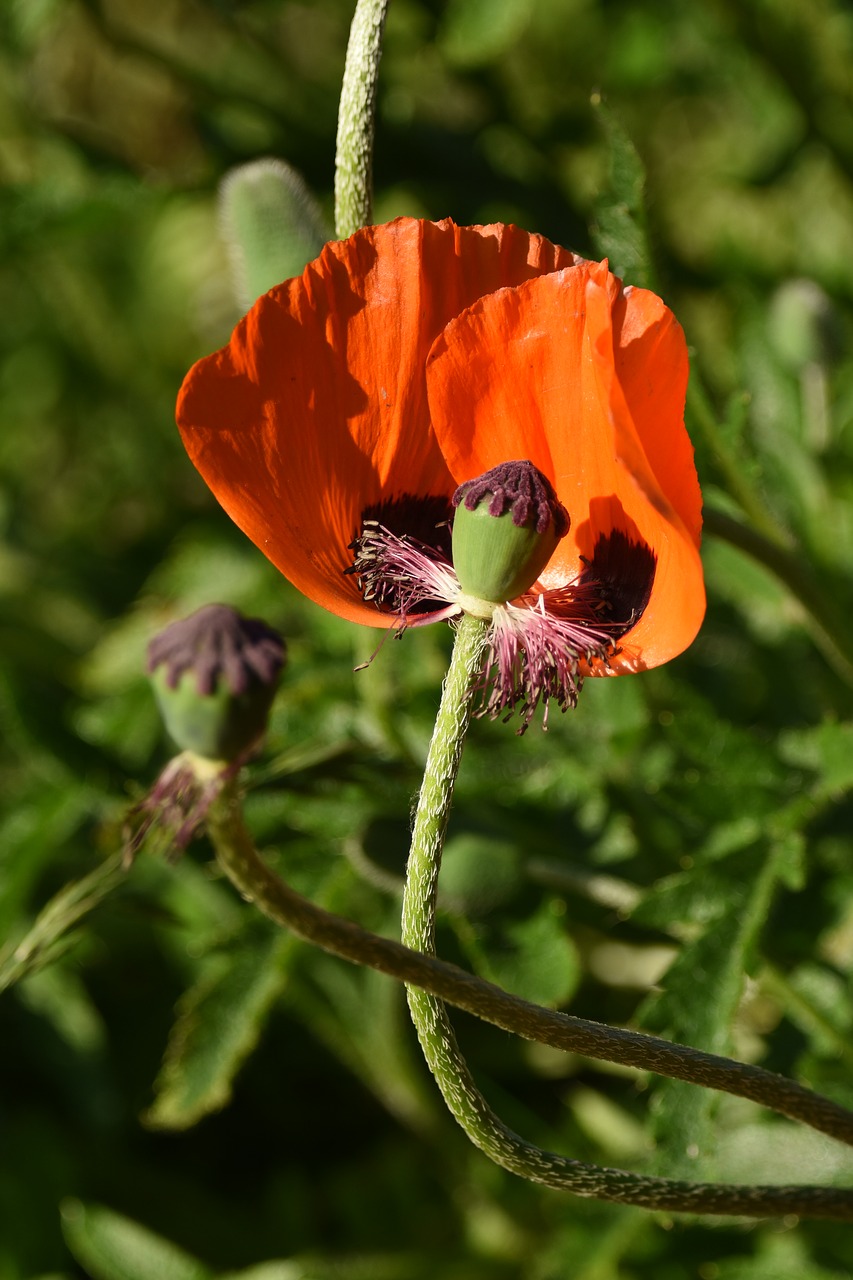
left=147, top=604, right=285, bottom=762
left=451, top=460, right=570, bottom=604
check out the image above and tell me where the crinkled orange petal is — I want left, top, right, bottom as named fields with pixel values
left=583, top=273, right=705, bottom=670
left=612, top=284, right=702, bottom=547
left=177, top=217, right=581, bottom=626
left=426, top=261, right=705, bottom=671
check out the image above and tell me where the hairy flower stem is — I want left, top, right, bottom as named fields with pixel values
left=207, top=779, right=853, bottom=1146
left=334, top=0, right=390, bottom=238
left=207, top=775, right=853, bottom=1218
left=399, top=617, right=853, bottom=1216
left=402, top=614, right=490, bottom=956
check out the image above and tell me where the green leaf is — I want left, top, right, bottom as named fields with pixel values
left=440, top=0, right=534, bottom=67
left=144, top=919, right=292, bottom=1130
left=566, top=1085, right=651, bottom=1163
left=0, top=778, right=98, bottom=940
left=771, top=828, right=806, bottom=892
left=438, top=833, right=522, bottom=916
left=590, top=99, right=653, bottom=288
left=762, top=962, right=853, bottom=1067
left=635, top=840, right=785, bottom=1177
left=219, top=1267, right=303, bottom=1280
left=475, top=901, right=581, bottom=1008
left=714, top=1228, right=852, bottom=1280
left=18, top=963, right=107, bottom=1054
left=288, top=940, right=438, bottom=1133
left=0, top=851, right=127, bottom=995
left=779, top=720, right=853, bottom=799
left=60, top=1201, right=213, bottom=1280
left=219, top=159, right=330, bottom=309
left=223, top=1258, right=471, bottom=1280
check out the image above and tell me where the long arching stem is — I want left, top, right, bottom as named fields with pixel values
left=207, top=618, right=853, bottom=1219
left=397, top=615, right=853, bottom=1218
left=207, top=788, right=853, bottom=1151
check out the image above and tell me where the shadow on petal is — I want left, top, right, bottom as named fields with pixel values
left=573, top=496, right=657, bottom=638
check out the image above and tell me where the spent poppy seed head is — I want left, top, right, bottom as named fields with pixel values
left=147, top=604, right=285, bottom=762
left=451, top=460, right=570, bottom=606
left=124, top=752, right=235, bottom=864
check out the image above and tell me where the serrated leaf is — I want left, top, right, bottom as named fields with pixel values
left=219, top=159, right=330, bottom=309
left=476, top=902, right=581, bottom=1008
left=636, top=840, right=785, bottom=1177
left=60, top=1201, right=213, bottom=1280
left=590, top=99, right=653, bottom=288
left=630, top=842, right=755, bottom=933
left=144, top=920, right=293, bottom=1130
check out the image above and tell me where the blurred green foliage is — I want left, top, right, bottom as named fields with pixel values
left=2, top=0, right=853, bottom=1276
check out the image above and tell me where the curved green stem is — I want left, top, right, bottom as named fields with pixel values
left=398, top=616, right=853, bottom=1218
left=207, top=783, right=853, bottom=1146
left=207, top=781, right=853, bottom=1217
left=334, top=0, right=390, bottom=238
left=401, top=615, right=490, bottom=954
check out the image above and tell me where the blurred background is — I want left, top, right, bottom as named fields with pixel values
left=2, top=0, right=853, bottom=1276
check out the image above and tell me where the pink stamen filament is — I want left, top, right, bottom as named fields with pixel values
left=348, top=525, right=633, bottom=728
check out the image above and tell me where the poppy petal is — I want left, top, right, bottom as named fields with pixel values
left=611, top=284, right=702, bottom=547
left=583, top=274, right=705, bottom=670
left=177, top=218, right=581, bottom=626
left=426, top=262, right=705, bottom=671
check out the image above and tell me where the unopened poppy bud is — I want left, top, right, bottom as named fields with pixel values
left=451, top=460, right=570, bottom=605
left=769, top=279, right=843, bottom=373
left=147, top=604, right=285, bottom=762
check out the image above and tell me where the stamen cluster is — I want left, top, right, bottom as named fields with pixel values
left=345, top=522, right=460, bottom=627
left=346, top=514, right=639, bottom=731
left=479, top=588, right=618, bottom=731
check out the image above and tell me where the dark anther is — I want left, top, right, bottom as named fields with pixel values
left=577, top=530, right=657, bottom=637
left=346, top=493, right=455, bottom=615
left=359, top=493, right=454, bottom=560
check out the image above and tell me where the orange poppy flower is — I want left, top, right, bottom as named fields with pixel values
left=177, top=217, right=704, bottom=727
